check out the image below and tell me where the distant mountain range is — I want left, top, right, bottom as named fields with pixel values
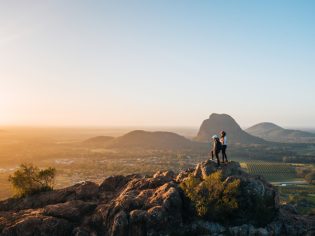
left=246, top=122, right=315, bottom=143
left=106, top=130, right=199, bottom=149
left=84, top=113, right=267, bottom=149
left=83, top=130, right=204, bottom=150
left=195, top=113, right=266, bottom=145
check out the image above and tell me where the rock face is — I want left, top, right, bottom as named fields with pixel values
left=195, top=113, right=267, bottom=144
left=0, top=161, right=314, bottom=236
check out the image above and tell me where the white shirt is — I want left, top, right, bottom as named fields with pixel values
left=221, top=136, right=227, bottom=145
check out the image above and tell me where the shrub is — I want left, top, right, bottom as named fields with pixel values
left=305, top=171, right=315, bottom=184
left=8, top=163, right=56, bottom=197
left=296, top=167, right=310, bottom=178
left=180, top=171, right=240, bottom=222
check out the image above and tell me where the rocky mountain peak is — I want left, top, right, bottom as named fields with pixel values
left=0, top=160, right=313, bottom=236
left=195, top=113, right=266, bottom=144
left=209, top=113, right=236, bottom=121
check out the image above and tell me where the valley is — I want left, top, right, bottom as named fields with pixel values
left=0, top=115, right=314, bottom=215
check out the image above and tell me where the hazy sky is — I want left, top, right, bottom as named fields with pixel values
left=0, top=1, right=314, bottom=128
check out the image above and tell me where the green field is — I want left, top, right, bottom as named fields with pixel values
left=240, top=161, right=315, bottom=215
left=241, top=161, right=299, bottom=182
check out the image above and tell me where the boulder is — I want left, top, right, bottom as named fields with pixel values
left=110, top=210, right=128, bottom=236
left=0, top=215, right=73, bottom=236
left=193, top=160, right=244, bottom=180
left=175, top=167, right=195, bottom=182
left=129, top=210, right=148, bottom=236
left=43, top=200, right=97, bottom=222
left=193, top=159, right=217, bottom=179
left=99, top=175, right=129, bottom=192
left=223, top=174, right=279, bottom=225
left=0, top=181, right=99, bottom=212
left=153, top=170, right=175, bottom=179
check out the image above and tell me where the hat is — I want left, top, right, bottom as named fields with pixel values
left=212, top=135, right=218, bottom=139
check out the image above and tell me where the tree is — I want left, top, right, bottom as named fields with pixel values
left=305, top=171, right=315, bottom=184
left=8, top=163, right=56, bottom=197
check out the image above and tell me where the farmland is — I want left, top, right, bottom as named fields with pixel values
left=240, top=161, right=315, bottom=215
left=241, top=161, right=298, bottom=182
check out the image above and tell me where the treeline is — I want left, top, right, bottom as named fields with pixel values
left=296, top=167, right=315, bottom=184
left=282, top=155, right=315, bottom=164
left=230, top=145, right=315, bottom=164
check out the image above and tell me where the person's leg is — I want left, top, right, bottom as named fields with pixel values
left=221, top=149, right=225, bottom=163
left=215, top=152, right=220, bottom=166
left=211, top=150, right=214, bottom=160
left=221, top=146, right=226, bottom=162
left=223, top=145, right=228, bottom=162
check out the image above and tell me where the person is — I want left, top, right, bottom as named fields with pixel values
left=220, top=131, right=228, bottom=163
left=211, top=135, right=222, bottom=166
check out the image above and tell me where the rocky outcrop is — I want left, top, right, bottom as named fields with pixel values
left=188, top=160, right=279, bottom=226
left=0, top=161, right=314, bottom=236
left=0, top=181, right=99, bottom=212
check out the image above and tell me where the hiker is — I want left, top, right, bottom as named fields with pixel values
left=211, top=135, right=222, bottom=166
left=220, top=131, right=228, bottom=163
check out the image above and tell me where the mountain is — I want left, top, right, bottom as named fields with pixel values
left=105, top=130, right=201, bottom=150
left=0, top=160, right=313, bottom=235
left=83, top=136, right=114, bottom=145
left=195, top=113, right=266, bottom=145
left=246, top=122, right=315, bottom=143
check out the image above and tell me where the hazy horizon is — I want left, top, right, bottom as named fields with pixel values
left=1, top=1, right=314, bottom=127
left=1, top=123, right=315, bottom=131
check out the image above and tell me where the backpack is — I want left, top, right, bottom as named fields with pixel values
left=215, top=138, right=222, bottom=151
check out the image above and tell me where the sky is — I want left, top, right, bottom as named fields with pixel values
left=0, top=1, right=314, bottom=128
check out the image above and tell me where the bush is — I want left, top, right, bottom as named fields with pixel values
left=296, top=167, right=312, bottom=178
left=180, top=171, right=240, bottom=222
left=8, top=163, right=56, bottom=197
left=305, top=171, right=315, bottom=184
